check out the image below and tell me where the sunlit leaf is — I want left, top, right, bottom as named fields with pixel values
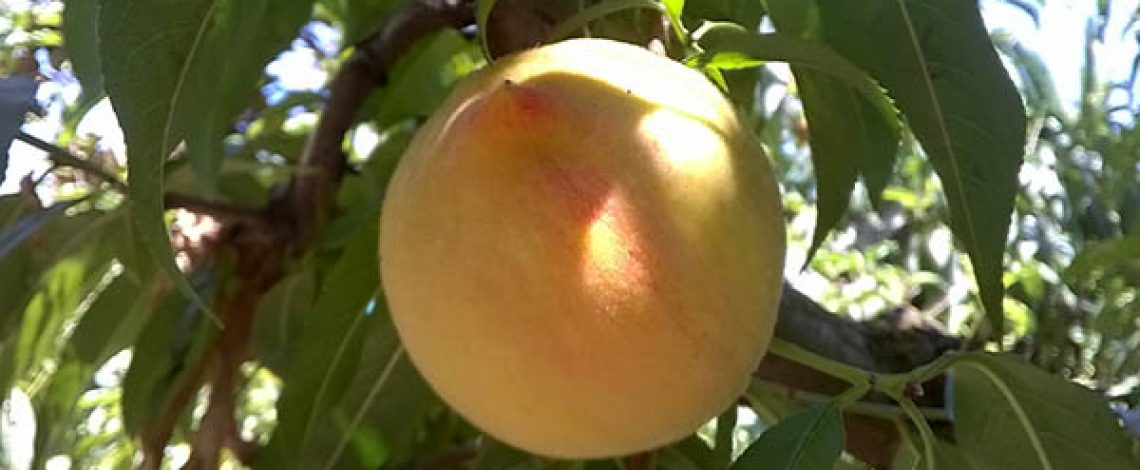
left=817, top=0, right=1027, bottom=336
left=951, top=353, right=1139, bottom=470
left=372, top=29, right=480, bottom=129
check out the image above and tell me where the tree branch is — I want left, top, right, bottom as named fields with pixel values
left=283, top=0, right=476, bottom=249
left=14, top=130, right=127, bottom=192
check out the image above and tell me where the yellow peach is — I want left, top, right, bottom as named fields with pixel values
left=379, top=38, right=785, bottom=458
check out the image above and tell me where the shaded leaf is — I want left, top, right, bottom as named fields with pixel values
left=767, top=0, right=901, bottom=260
left=817, top=0, right=1027, bottom=335
left=951, top=353, right=1139, bottom=470
left=174, top=0, right=313, bottom=193
left=713, top=406, right=737, bottom=469
left=120, top=272, right=215, bottom=435
left=62, top=0, right=104, bottom=108
left=730, top=402, right=844, bottom=470
left=69, top=273, right=156, bottom=366
left=0, top=76, right=38, bottom=187
left=99, top=0, right=217, bottom=322
left=31, top=359, right=90, bottom=468
left=685, top=0, right=766, bottom=30
left=658, top=436, right=715, bottom=470
left=251, top=269, right=317, bottom=376
left=0, top=198, right=83, bottom=260
left=260, top=221, right=380, bottom=468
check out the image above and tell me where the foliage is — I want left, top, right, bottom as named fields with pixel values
left=0, top=0, right=1138, bottom=468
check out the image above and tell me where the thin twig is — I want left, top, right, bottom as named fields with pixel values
left=14, top=130, right=127, bottom=192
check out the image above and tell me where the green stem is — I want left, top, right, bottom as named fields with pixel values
left=767, top=338, right=870, bottom=385
left=547, top=0, right=666, bottom=42
left=896, top=396, right=938, bottom=470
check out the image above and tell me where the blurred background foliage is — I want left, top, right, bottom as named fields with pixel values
left=1, top=0, right=1140, bottom=468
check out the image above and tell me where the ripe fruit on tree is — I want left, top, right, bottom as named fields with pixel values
left=379, top=38, right=786, bottom=458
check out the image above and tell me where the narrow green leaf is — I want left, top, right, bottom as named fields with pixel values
left=69, top=273, right=155, bottom=366
left=175, top=0, right=313, bottom=193
left=658, top=435, right=714, bottom=470
left=685, top=0, right=766, bottom=30
left=951, top=353, right=1139, bottom=470
left=31, top=359, right=90, bottom=468
left=713, top=406, right=737, bottom=468
left=476, top=0, right=501, bottom=60
left=2, top=210, right=115, bottom=399
left=98, top=0, right=217, bottom=324
left=0, top=76, right=38, bottom=187
left=692, top=30, right=897, bottom=132
left=817, top=0, right=1026, bottom=336
left=261, top=222, right=381, bottom=468
left=730, top=402, right=844, bottom=470
left=373, top=30, right=480, bottom=129
left=251, top=269, right=318, bottom=376
left=766, top=1, right=901, bottom=261
left=61, top=0, right=104, bottom=108
left=120, top=281, right=215, bottom=436
left=660, top=0, right=687, bottom=40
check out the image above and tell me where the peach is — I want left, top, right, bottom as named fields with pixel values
left=379, top=38, right=785, bottom=458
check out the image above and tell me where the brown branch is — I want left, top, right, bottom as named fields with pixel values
left=283, top=0, right=476, bottom=249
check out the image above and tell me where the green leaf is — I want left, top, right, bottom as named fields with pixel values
left=0, top=76, right=38, bottom=187
left=61, top=0, right=104, bottom=108
left=692, top=30, right=897, bottom=133
left=260, top=221, right=381, bottom=468
left=120, top=276, right=215, bottom=436
left=251, top=269, right=317, bottom=376
left=0, top=209, right=115, bottom=398
left=174, top=0, right=313, bottom=193
left=476, top=0, right=501, bottom=60
left=99, top=0, right=219, bottom=324
left=730, top=402, right=844, bottom=470
left=1064, top=232, right=1140, bottom=286
left=817, top=0, right=1027, bottom=336
left=950, top=353, right=1139, bottom=470
left=373, top=29, right=480, bottom=129
left=685, top=0, right=766, bottom=30
left=69, top=273, right=155, bottom=366
left=309, top=313, right=438, bottom=469
left=766, top=1, right=900, bottom=260
left=713, top=406, right=737, bottom=469
left=31, top=359, right=91, bottom=468
left=658, top=436, right=715, bottom=470
left=341, top=0, right=405, bottom=45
